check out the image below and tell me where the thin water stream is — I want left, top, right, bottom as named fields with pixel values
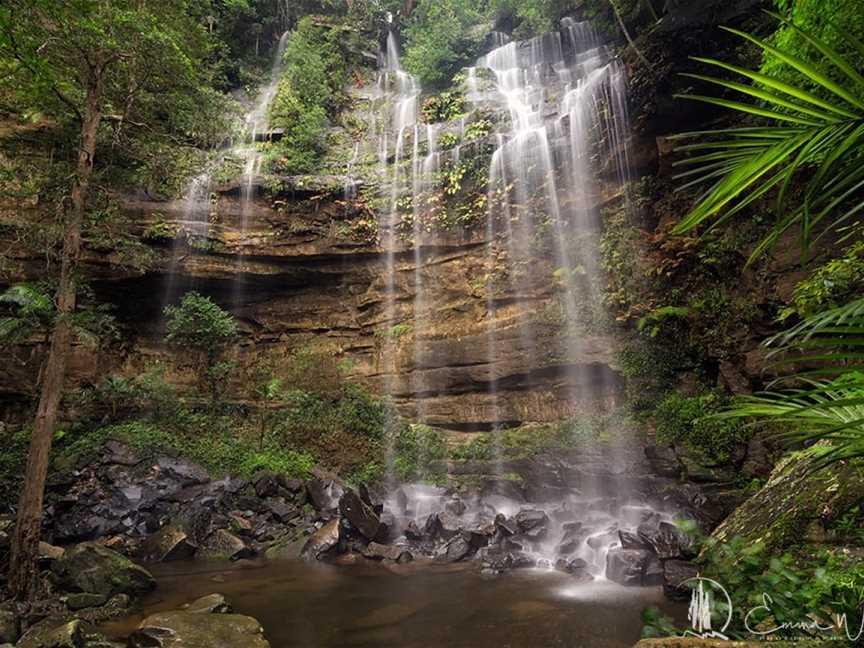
left=103, top=559, right=685, bottom=648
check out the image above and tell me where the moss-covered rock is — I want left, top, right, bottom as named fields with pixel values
left=52, top=542, right=155, bottom=598
left=130, top=611, right=270, bottom=647
left=709, top=453, right=864, bottom=551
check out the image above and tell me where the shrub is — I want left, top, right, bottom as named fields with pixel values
left=421, top=91, right=466, bottom=123
left=654, top=391, right=749, bottom=464
left=164, top=291, right=237, bottom=399
left=780, top=240, right=864, bottom=321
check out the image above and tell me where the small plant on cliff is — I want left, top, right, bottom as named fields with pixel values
left=164, top=291, right=237, bottom=401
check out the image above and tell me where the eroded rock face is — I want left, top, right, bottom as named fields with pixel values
left=52, top=542, right=155, bottom=598
left=130, top=611, right=270, bottom=648
left=301, top=519, right=341, bottom=560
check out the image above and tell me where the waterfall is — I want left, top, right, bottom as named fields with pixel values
left=162, top=31, right=291, bottom=314
left=371, top=19, right=671, bottom=580
left=232, top=29, right=292, bottom=311
left=373, top=30, right=422, bottom=483
left=478, top=19, right=629, bottom=432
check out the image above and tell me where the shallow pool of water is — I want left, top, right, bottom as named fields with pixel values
left=103, top=559, right=685, bottom=648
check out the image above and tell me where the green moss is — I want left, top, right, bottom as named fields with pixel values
left=654, top=391, right=749, bottom=464
left=781, top=239, right=864, bottom=321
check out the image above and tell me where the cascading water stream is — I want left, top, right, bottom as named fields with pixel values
left=371, top=19, right=673, bottom=580
left=231, top=30, right=291, bottom=311
left=162, top=31, right=290, bottom=314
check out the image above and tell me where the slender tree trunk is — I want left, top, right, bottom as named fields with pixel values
left=608, top=0, right=650, bottom=66
left=8, top=68, right=104, bottom=601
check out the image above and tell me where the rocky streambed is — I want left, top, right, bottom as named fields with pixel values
left=0, top=439, right=713, bottom=646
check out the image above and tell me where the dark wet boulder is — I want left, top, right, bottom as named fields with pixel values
left=65, top=591, right=108, bottom=610
left=301, top=519, right=341, bottom=560
left=437, top=532, right=480, bottom=563
left=305, top=478, right=343, bottom=512
left=130, top=611, right=270, bottom=647
left=425, top=511, right=462, bottom=540
left=557, top=523, right=586, bottom=555
left=199, top=529, right=253, bottom=561
left=103, top=440, right=142, bottom=467
left=637, top=521, right=695, bottom=560
left=53, top=542, right=155, bottom=598
left=663, top=560, right=699, bottom=601
left=554, top=556, right=592, bottom=581
left=404, top=520, right=423, bottom=540
left=618, top=529, right=650, bottom=551
left=493, top=514, right=518, bottom=537
left=155, top=457, right=210, bottom=487
left=339, top=489, right=380, bottom=540
left=252, top=471, right=282, bottom=498
left=265, top=498, right=297, bottom=524
left=605, top=548, right=651, bottom=586
left=643, top=555, right=664, bottom=586
left=141, top=525, right=197, bottom=562
left=514, top=509, right=548, bottom=533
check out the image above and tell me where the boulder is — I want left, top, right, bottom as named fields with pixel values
left=130, top=611, right=270, bottom=647
left=643, top=555, right=665, bottom=586
left=362, top=542, right=408, bottom=561
left=618, top=529, right=650, bottom=551
left=514, top=509, right=548, bottom=533
left=305, top=478, right=342, bottom=512
left=16, top=618, right=82, bottom=648
left=301, top=519, right=341, bottom=560
left=554, top=557, right=592, bottom=581
left=711, top=453, right=864, bottom=551
left=199, top=529, right=253, bottom=561
left=38, top=542, right=65, bottom=561
left=185, top=593, right=231, bottom=614
left=338, top=489, right=380, bottom=540
left=637, top=521, right=695, bottom=560
left=65, top=592, right=108, bottom=610
left=437, top=534, right=473, bottom=563
left=493, top=514, right=518, bottom=537
left=404, top=520, right=423, bottom=540
left=605, top=548, right=651, bottom=586
left=663, top=560, right=698, bottom=601
left=141, top=525, right=197, bottom=562
left=52, top=542, right=155, bottom=598
left=425, top=511, right=462, bottom=540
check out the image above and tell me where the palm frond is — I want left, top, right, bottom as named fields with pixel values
left=722, top=299, right=864, bottom=470
left=671, top=14, right=864, bottom=263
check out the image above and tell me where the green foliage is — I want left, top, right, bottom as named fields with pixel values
left=655, top=391, right=750, bottom=463
left=421, top=91, right=466, bottom=123
left=637, top=305, right=689, bottom=337
left=764, top=0, right=864, bottom=93
left=389, top=423, right=448, bottom=482
left=402, top=0, right=484, bottom=87
left=616, top=334, right=690, bottom=412
left=57, top=420, right=315, bottom=480
left=697, top=536, right=864, bottom=640
left=672, top=15, right=864, bottom=264
left=639, top=606, right=678, bottom=639
left=375, top=323, right=412, bottom=340
left=267, top=17, right=348, bottom=174
left=0, top=282, right=117, bottom=348
left=725, top=297, right=864, bottom=470
left=164, top=292, right=237, bottom=362
left=780, top=239, right=864, bottom=321
left=0, top=283, right=54, bottom=344
left=464, top=118, right=493, bottom=141
left=164, top=291, right=237, bottom=399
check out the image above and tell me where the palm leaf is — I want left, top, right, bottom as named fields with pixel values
left=671, top=17, right=864, bottom=262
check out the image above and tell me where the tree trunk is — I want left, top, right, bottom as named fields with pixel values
left=8, top=67, right=104, bottom=601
